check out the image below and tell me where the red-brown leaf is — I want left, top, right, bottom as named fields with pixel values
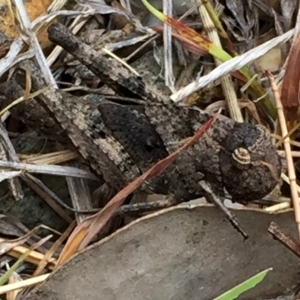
left=281, top=32, right=300, bottom=121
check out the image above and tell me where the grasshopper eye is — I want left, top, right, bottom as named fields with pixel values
left=232, top=147, right=251, bottom=166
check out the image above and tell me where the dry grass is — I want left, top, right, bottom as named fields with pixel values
left=0, top=0, right=299, bottom=297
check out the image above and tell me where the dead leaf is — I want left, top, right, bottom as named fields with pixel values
left=28, top=206, right=299, bottom=300
left=281, top=31, right=300, bottom=121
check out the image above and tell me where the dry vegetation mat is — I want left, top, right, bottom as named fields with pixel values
left=0, top=0, right=299, bottom=299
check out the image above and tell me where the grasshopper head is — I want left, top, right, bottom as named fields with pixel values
left=219, top=123, right=281, bottom=203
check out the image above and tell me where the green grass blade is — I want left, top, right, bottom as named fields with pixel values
left=213, top=268, right=272, bottom=300
left=0, top=249, right=32, bottom=286
left=140, top=0, right=165, bottom=21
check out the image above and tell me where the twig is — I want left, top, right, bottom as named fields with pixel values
left=267, top=71, right=300, bottom=243
left=268, top=222, right=300, bottom=257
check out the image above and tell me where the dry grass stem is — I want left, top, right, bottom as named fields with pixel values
left=272, top=134, right=300, bottom=148
left=0, top=160, right=98, bottom=180
left=162, top=0, right=175, bottom=92
left=0, top=86, right=51, bottom=116
left=101, top=48, right=140, bottom=76
left=0, top=274, right=49, bottom=295
left=264, top=202, right=291, bottom=213
left=0, top=38, right=23, bottom=77
left=19, top=150, right=79, bottom=165
left=275, top=121, right=300, bottom=147
left=171, top=29, right=294, bottom=102
left=66, top=175, right=93, bottom=223
left=11, top=0, right=56, bottom=86
left=47, top=0, right=68, bottom=13
left=0, top=122, right=24, bottom=200
left=281, top=173, right=300, bottom=193
left=0, top=237, right=57, bottom=270
left=197, top=0, right=243, bottom=122
left=34, top=221, right=75, bottom=276
left=267, top=71, right=300, bottom=243
left=277, top=150, right=300, bottom=158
